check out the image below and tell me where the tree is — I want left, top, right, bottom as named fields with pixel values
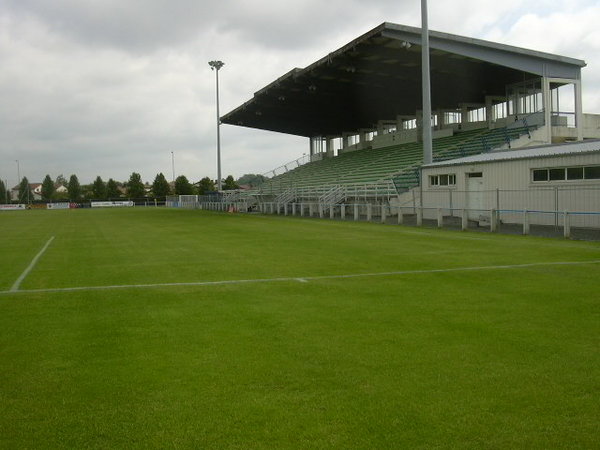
left=236, top=173, right=266, bottom=187
left=197, top=177, right=215, bottom=195
left=41, top=174, right=55, bottom=201
left=152, top=173, right=171, bottom=198
left=106, top=178, right=120, bottom=199
left=126, top=172, right=145, bottom=198
left=92, top=176, right=106, bottom=199
left=0, top=179, right=7, bottom=204
left=67, top=174, right=81, bottom=201
left=223, top=175, right=239, bottom=190
left=17, top=177, right=31, bottom=203
left=174, top=175, right=194, bottom=195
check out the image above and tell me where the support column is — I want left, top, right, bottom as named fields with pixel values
left=575, top=79, right=584, bottom=141
left=542, top=77, right=552, bottom=144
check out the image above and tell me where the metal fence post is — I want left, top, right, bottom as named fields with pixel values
left=341, top=204, right=346, bottom=220
left=398, top=207, right=404, bottom=225
left=564, top=211, right=571, bottom=239
left=354, top=204, right=359, bottom=221
left=367, top=203, right=372, bottom=221
left=437, top=208, right=443, bottom=228
left=461, top=209, right=468, bottom=230
left=523, top=210, right=530, bottom=235
left=490, top=209, right=497, bottom=232
left=381, top=204, right=387, bottom=223
left=417, top=207, right=423, bottom=226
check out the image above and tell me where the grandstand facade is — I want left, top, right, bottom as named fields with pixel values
left=218, top=22, right=600, bottom=234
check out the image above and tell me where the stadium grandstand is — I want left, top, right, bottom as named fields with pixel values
left=214, top=22, right=599, bottom=234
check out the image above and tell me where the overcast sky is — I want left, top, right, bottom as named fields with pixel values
left=1, top=0, right=599, bottom=187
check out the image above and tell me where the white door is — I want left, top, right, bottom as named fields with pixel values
left=466, top=173, right=484, bottom=220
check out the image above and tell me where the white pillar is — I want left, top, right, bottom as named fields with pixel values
left=542, top=77, right=552, bottom=144
left=575, top=79, right=584, bottom=141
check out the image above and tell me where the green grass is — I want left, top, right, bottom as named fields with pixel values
left=0, top=208, right=599, bottom=449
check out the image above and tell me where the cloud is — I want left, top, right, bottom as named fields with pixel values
left=0, top=1, right=599, bottom=187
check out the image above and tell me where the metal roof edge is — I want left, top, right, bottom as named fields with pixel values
left=423, top=139, right=600, bottom=168
left=383, top=22, right=586, bottom=68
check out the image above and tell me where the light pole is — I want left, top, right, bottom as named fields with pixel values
left=171, top=151, right=175, bottom=184
left=209, top=60, right=224, bottom=191
left=421, top=0, right=433, bottom=165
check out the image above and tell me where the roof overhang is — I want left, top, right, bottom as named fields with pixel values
left=221, top=22, right=586, bottom=138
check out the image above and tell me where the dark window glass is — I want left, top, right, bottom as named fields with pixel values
left=549, top=168, right=565, bottom=181
left=430, top=176, right=438, bottom=186
left=533, top=169, right=548, bottom=182
left=467, top=172, right=482, bottom=178
left=440, top=174, right=449, bottom=185
left=567, top=167, right=584, bottom=180
left=449, top=174, right=456, bottom=185
left=584, top=166, right=600, bottom=179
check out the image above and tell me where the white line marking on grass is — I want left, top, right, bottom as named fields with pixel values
left=1, top=259, right=599, bottom=296
left=10, top=236, right=55, bottom=292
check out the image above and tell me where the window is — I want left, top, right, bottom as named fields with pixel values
left=585, top=166, right=600, bottom=179
left=549, top=168, right=565, bottom=181
left=532, top=169, right=548, bottom=182
left=429, top=173, right=456, bottom=187
left=567, top=167, right=583, bottom=180
left=533, top=165, right=600, bottom=183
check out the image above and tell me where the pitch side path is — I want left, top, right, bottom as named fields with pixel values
left=1, top=208, right=599, bottom=448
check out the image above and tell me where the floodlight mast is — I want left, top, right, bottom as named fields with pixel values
left=421, top=0, right=433, bottom=165
left=209, top=60, right=225, bottom=191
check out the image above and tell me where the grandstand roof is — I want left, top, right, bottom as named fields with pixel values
left=221, top=22, right=586, bottom=138
left=424, top=139, right=600, bottom=167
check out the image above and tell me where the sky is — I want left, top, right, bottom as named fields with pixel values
left=1, top=0, right=599, bottom=188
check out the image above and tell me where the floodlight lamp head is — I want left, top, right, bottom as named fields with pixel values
left=208, top=60, right=225, bottom=71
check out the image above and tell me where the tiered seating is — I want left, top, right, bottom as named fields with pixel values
left=260, top=125, right=533, bottom=195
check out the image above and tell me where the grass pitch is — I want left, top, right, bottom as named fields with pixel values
left=1, top=208, right=599, bottom=448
